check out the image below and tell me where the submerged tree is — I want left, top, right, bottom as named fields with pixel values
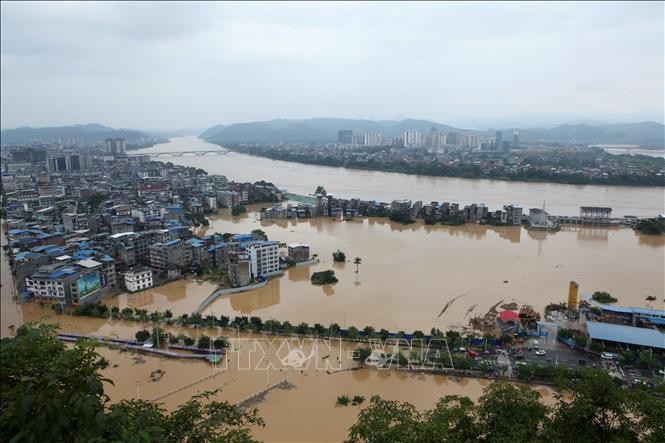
left=354, top=257, right=362, bottom=273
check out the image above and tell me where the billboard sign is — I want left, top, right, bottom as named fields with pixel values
left=77, top=273, right=101, bottom=299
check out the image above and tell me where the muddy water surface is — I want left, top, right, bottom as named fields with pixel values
left=136, top=136, right=665, bottom=217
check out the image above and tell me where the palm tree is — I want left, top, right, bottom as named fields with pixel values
left=353, top=257, right=362, bottom=273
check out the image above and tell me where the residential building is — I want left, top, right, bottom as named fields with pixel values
left=25, top=263, right=103, bottom=305
left=287, top=243, right=310, bottom=263
left=105, top=138, right=126, bottom=155
left=228, top=251, right=252, bottom=287
left=245, top=240, right=280, bottom=278
left=124, top=268, right=154, bottom=292
left=503, top=205, right=523, bottom=225
left=403, top=130, right=424, bottom=149
left=149, top=239, right=193, bottom=272
left=217, top=190, right=239, bottom=208
left=338, top=129, right=353, bottom=144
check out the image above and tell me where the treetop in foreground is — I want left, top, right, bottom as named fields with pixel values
left=0, top=323, right=263, bottom=443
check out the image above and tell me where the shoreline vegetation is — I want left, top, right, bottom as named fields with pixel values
left=51, top=302, right=664, bottom=387
left=4, top=323, right=664, bottom=443
left=213, top=143, right=665, bottom=187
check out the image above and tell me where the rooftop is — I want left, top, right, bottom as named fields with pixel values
left=76, top=259, right=102, bottom=269
left=586, top=321, right=665, bottom=349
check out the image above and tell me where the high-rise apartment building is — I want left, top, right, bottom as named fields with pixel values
left=105, top=138, right=126, bottom=155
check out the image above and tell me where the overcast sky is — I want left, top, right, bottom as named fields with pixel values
left=1, top=1, right=663, bottom=130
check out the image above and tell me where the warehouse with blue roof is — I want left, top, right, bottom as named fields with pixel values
left=586, top=321, right=665, bottom=350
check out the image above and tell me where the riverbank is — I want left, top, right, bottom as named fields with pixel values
left=215, top=143, right=665, bottom=187
left=134, top=137, right=665, bottom=217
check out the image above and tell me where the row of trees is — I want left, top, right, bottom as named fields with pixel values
left=133, top=329, right=228, bottom=350
left=4, top=324, right=663, bottom=442
left=67, top=304, right=514, bottom=346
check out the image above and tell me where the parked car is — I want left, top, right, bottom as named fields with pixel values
left=601, top=352, right=615, bottom=360
left=535, top=350, right=546, bottom=356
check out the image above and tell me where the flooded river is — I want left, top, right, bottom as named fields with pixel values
left=135, top=136, right=665, bottom=217
left=104, top=207, right=664, bottom=333
left=2, top=136, right=664, bottom=441
left=2, top=224, right=557, bottom=442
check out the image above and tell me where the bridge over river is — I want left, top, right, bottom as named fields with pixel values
left=126, top=149, right=231, bottom=158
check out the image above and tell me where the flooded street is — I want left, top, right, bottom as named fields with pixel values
left=2, top=224, right=559, bottom=442
left=2, top=136, right=663, bottom=442
left=84, top=206, right=665, bottom=333
left=135, top=136, right=665, bottom=217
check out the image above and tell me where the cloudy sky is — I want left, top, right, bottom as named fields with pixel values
left=1, top=1, right=663, bottom=130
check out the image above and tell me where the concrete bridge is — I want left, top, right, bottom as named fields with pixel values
left=126, top=150, right=231, bottom=158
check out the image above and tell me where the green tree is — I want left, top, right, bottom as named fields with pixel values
left=183, top=337, right=195, bottom=346
left=151, top=327, right=166, bottom=347
left=591, top=291, right=618, bottom=304
left=347, top=396, right=421, bottom=442
left=135, top=329, right=151, bottom=342
left=197, top=335, right=212, bottom=349
left=412, top=330, right=425, bottom=340
left=213, top=337, right=228, bottom=350
left=354, top=347, right=373, bottom=367
left=231, top=205, right=247, bottom=216
left=637, top=350, right=657, bottom=369
left=475, top=382, right=548, bottom=442
left=0, top=324, right=109, bottom=442
left=546, top=369, right=643, bottom=442
left=336, top=395, right=350, bottom=406
left=420, top=396, right=479, bottom=442
left=346, top=326, right=359, bottom=339
left=353, top=257, right=362, bottom=273
left=332, top=250, right=346, bottom=262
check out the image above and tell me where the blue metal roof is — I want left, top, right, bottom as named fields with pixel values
left=208, top=243, right=227, bottom=253
left=37, top=233, right=59, bottom=239
left=45, top=247, right=65, bottom=257
left=163, top=239, right=181, bottom=246
left=186, top=238, right=205, bottom=247
left=231, top=234, right=255, bottom=243
left=639, top=316, right=665, bottom=326
left=47, top=266, right=78, bottom=279
left=592, top=302, right=665, bottom=318
left=586, top=321, right=665, bottom=349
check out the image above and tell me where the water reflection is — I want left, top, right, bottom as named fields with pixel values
left=288, top=266, right=311, bottom=282
left=636, top=231, right=665, bottom=248
left=229, top=279, right=281, bottom=314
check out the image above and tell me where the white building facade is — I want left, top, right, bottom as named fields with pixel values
left=124, top=268, right=154, bottom=292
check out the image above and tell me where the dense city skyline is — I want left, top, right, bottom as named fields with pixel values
left=1, top=2, right=663, bottom=130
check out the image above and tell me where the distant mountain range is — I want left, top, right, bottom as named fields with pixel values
left=0, top=123, right=162, bottom=145
left=201, top=118, right=664, bottom=147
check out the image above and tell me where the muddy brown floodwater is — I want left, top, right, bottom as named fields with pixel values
left=102, top=207, right=665, bottom=334
left=2, top=193, right=663, bottom=442
left=136, top=136, right=665, bottom=217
